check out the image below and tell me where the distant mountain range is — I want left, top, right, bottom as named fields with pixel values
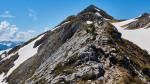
left=0, top=41, right=24, bottom=51
left=0, top=5, right=150, bottom=84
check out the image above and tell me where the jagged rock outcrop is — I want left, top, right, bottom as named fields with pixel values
left=0, top=5, right=150, bottom=84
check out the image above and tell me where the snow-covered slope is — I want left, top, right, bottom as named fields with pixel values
left=0, top=34, right=45, bottom=83
left=112, top=19, right=150, bottom=53
left=113, top=19, right=137, bottom=27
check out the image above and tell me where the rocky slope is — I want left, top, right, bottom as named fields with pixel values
left=0, top=5, right=150, bottom=84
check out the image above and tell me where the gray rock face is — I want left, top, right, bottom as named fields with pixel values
left=2, top=5, right=150, bottom=84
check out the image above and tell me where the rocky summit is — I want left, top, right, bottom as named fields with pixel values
left=0, top=5, right=150, bottom=84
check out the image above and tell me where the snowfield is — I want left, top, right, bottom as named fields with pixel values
left=112, top=19, right=150, bottom=53
left=0, top=34, right=45, bottom=84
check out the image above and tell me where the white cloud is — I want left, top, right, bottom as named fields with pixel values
left=0, top=21, right=35, bottom=41
left=0, top=11, right=15, bottom=18
left=16, top=30, right=35, bottom=40
left=0, top=21, right=10, bottom=30
left=28, top=9, right=37, bottom=21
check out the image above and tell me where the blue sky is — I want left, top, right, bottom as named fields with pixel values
left=0, top=0, right=150, bottom=41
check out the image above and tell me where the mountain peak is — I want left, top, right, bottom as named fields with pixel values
left=84, top=4, right=100, bottom=11
left=78, top=5, right=101, bottom=14
left=137, top=12, right=150, bottom=19
left=141, top=12, right=150, bottom=17
left=87, top=4, right=97, bottom=8
left=78, top=5, right=114, bottom=20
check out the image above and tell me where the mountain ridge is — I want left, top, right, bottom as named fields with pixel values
left=0, top=5, right=150, bottom=84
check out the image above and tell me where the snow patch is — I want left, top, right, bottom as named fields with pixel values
left=0, top=34, right=45, bottom=84
left=113, top=18, right=137, bottom=27
left=0, top=73, right=5, bottom=84
left=95, top=12, right=101, bottom=17
left=7, top=34, right=45, bottom=76
left=86, top=21, right=93, bottom=24
left=95, top=8, right=101, bottom=12
left=112, top=20, right=150, bottom=53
